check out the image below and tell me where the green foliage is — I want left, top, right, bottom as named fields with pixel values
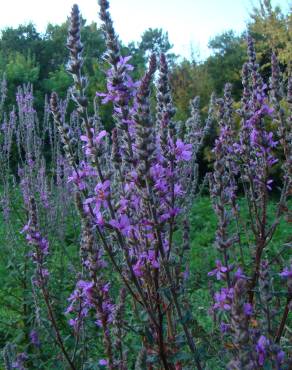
left=0, top=23, right=41, bottom=59
left=43, top=66, right=72, bottom=98
left=206, top=31, right=246, bottom=100
left=248, top=0, right=291, bottom=71
left=189, top=197, right=218, bottom=276
left=4, top=52, right=40, bottom=106
left=140, top=27, right=173, bottom=56
left=6, top=52, right=40, bottom=85
left=170, top=60, right=213, bottom=120
left=42, top=22, right=69, bottom=75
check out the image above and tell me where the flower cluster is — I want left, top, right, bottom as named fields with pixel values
left=21, top=198, right=50, bottom=287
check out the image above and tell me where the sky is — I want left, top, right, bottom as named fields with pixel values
left=0, top=0, right=290, bottom=60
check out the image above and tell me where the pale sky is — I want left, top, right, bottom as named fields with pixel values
left=0, top=0, right=290, bottom=59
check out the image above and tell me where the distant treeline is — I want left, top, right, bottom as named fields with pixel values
left=0, top=0, right=290, bottom=121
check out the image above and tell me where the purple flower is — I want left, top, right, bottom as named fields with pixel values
left=243, top=303, right=253, bottom=316
left=154, top=178, right=168, bottom=193
left=96, top=56, right=137, bottom=105
left=117, top=55, right=134, bottom=71
left=147, top=250, right=160, bottom=269
left=208, top=260, right=228, bottom=280
left=66, top=280, right=94, bottom=317
left=22, top=221, right=50, bottom=286
left=29, top=329, right=40, bottom=348
left=68, top=318, right=79, bottom=331
left=159, top=207, right=180, bottom=222
left=133, top=259, right=144, bottom=277
left=261, top=104, right=274, bottom=116
left=174, top=184, right=184, bottom=197
left=276, top=350, right=285, bottom=365
left=256, top=335, right=269, bottom=366
left=266, top=179, right=274, bottom=191
left=118, top=197, right=129, bottom=213
left=12, top=353, right=28, bottom=370
left=175, top=139, right=192, bottom=161
left=220, top=322, right=231, bottom=333
left=234, top=267, right=246, bottom=280
left=80, top=129, right=107, bottom=156
left=77, top=280, right=95, bottom=303
left=264, top=132, right=278, bottom=148
left=150, top=163, right=165, bottom=179
left=95, top=211, right=105, bottom=227
left=279, top=264, right=292, bottom=279
left=267, top=156, right=278, bottom=167
left=21, top=222, right=31, bottom=234
left=213, top=288, right=234, bottom=311
left=99, top=359, right=108, bottom=366
left=250, top=128, right=259, bottom=146
left=84, top=180, right=110, bottom=214
left=68, top=162, right=97, bottom=190
left=109, top=214, right=132, bottom=237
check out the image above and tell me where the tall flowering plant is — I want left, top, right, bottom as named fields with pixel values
left=208, top=36, right=291, bottom=368
left=0, top=82, right=79, bottom=369
left=48, top=2, right=213, bottom=369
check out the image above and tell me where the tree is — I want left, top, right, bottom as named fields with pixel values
left=0, top=23, right=41, bottom=58
left=170, top=59, right=212, bottom=121
left=42, top=22, right=69, bottom=76
left=248, top=0, right=291, bottom=78
left=139, top=28, right=176, bottom=65
left=4, top=52, right=39, bottom=105
left=42, top=66, right=72, bottom=98
left=140, top=28, right=172, bottom=55
left=205, top=31, right=246, bottom=99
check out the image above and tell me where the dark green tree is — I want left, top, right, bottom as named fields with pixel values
left=140, top=28, right=172, bottom=54
left=170, top=59, right=212, bottom=120
left=205, top=31, right=246, bottom=99
left=248, top=0, right=291, bottom=79
left=0, top=23, right=41, bottom=59
left=139, top=28, right=176, bottom=65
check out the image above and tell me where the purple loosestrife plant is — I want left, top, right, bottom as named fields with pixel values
left=0, top=81, right=79, bottom=368
left=208, top=36, right=291, bottom=368
left=48, top=2, right=217, bottom=368
left=22, top=197, right=77, bottom=370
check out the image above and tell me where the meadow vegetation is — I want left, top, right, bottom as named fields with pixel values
left=0, top=0, right=291, bottom=369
